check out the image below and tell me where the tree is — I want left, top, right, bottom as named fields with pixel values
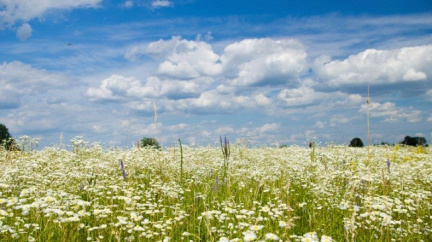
left=140, top=137, right=161, bottom=149
left=0, top=123, right=14, bottom=150
left=400, top=136, right=427, bottom=147
left=349, top=137, right=364, bottom=147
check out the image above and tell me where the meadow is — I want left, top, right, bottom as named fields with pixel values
left=0, top=139, right=431, bottom=241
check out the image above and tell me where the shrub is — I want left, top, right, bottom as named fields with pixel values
left=349, top=137, right=364, bottom=147
left=400, top=136, right=427, bottom=147
left=0, top=123, right=16, bottom=150
left=140, top=137, right=161, bottom=149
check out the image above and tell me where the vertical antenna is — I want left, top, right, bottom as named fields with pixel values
left=153, top=102, right=159, bottom=148
left=367, top=84, right=370, bottom=152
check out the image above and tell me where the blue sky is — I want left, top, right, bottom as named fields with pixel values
left=1, top=0, right=432, bottom=148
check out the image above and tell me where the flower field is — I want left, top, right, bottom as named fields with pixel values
left=0, top=142, right=431, bottom=241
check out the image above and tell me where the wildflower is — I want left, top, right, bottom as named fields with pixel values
left=261, top=206, right=270, bottom=212
left=243, top=231, right=257, bottom=241
left=218, top=237, right=230, bottom=242
left=279, top=220, right=287, bottom=228
left=265, top=233, right=279, bottom=240
left=249, top=225, right=264, bottom=231
left=321, top=235, right=333, bottom=242
left=302, top=232, right=319, bottom=242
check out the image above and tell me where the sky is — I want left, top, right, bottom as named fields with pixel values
left=1, top=0, right=432, bottom=148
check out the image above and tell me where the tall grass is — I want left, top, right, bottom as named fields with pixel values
left=0, top=142, right=431, bottom=241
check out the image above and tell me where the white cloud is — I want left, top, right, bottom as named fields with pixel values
left=329, top=114, right=356, bottom=127
left=127, top=37, right=308, bottom=87
left=359, top=102, right=421, bottom=123
left=124, top=1, right=134, bottom=8
left=277, top=86, right=362, bottom=108
left=0, top=86, right=20, bottom=109
left=257, top=123, right=280, bottom=133
left=86, top=74, right=208, bottom=102
left=221, top=38, right=308, bottom=86
left=16, top=23, right=32, bottom=40
left=146, top=36, right=222, bottom=78
left=0, top=61, right=69, bottom=96
left=0, top=0, right=101, bottom=28
left=151, top=0, right=173, bottom=8
left=314, top=45, right=432, bottom=86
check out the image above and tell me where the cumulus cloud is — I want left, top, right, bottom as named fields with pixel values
left=277, top=86, right=362, bottom=108
left=16, top=23, right=32, bottom=40
left=0, top=61, right=69, bottom=96
left=314, top=45, right=432, bottom=86
left=359, top=102, right=421, bottom=123
left=126, top=36, right=308, bottom=86
left=86, top=74, right=208, bottom=102
left=0, top=0, right=101, bottom=28
left=221, top=38, right=308, bottom=86
left=127, top=36, right=222, bottom=78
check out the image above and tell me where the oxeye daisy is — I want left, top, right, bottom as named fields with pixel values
left=218, top=237, right=230, bottom=242
left=321, top=235, right=333, bottom=242
left=249, top=225, right=264, bottom=231
left=243, top=231, right=257, bottom=241
left=265, top=233, right=280, bottom=240
left=279, top=220, right=287, bottom=228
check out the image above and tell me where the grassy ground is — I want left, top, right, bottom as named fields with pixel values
left=0, top=143, right=431, bottom=241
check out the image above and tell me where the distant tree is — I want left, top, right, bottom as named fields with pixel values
left=0, top=123, right=14, bottom=150
left=349, top=137, right=364, bottom=147
left=140, top=137, right=161, bottom=149
left=400, top=136, right=427, bottom=147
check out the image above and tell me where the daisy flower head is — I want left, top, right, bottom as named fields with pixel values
left=265, top=233, right=280, bottom=240
left=321, top=235, right=333, bottom=242
left=249, top=225, right=264, bottom=231
left=301, top=232, right=319, bottom=242
left=243, top=231, right=257, bottom=241
left=218, top=237, right=230, bottom=242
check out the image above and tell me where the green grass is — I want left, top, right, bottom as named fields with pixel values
left=0, top=143, right=431, bottom=241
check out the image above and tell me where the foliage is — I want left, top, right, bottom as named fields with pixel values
left=400, top=136, right=427, bottom=147
left=0, top=144, right=431, bottom=241
left=349, top=137, right=364, bottom=147
left=140, top=137, right=161, bottom=149
left=0, top=123, right=15, bottom=150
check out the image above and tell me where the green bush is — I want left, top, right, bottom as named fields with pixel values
left=0, top=123, right=16, bottom=150
left=140, top=137, right=161, bottom=149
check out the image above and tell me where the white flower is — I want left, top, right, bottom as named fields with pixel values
left=249, top=225, right=264, bottom=231
left=321, top=235, right=333, bottom=242
left=243, top=231, right=257, bottom=241
left=299, top=202, right=307, bottom=207
left=218, top=237, right=230, bottom=242
left=265, top=233, right=279, bottom=240
left=302, top=232, right=319, bottom=242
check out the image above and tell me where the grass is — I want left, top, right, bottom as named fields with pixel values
left=0, top=142, right=431, bottom=241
